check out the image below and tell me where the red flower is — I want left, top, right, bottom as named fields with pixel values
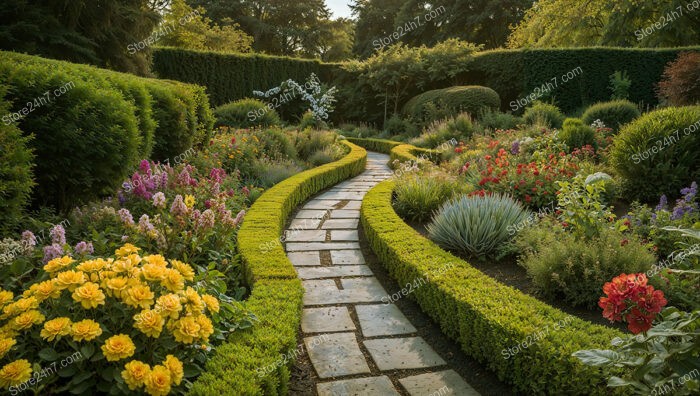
left=562, top=222, right=569, bottom=228
left=455, top=147, right=464, bottom=154
left=626, top=308, right=654, bottom=334
left=620, top=239, right=629, bottom=246
left=525, top=195, right=532, bottom=203
left=598, top=273, right=667, bottom=334
left=484, top=155, right=492, bottom=161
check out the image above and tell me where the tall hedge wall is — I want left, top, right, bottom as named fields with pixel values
left=152, top=47, right=339, bottom=107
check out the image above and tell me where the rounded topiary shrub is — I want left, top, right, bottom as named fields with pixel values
left=214, top=98, right=281, bottom=129
left=610, top=106, right=700, bottom=202
left=559, top=118, right=596, bottom=150
left=581, top=100, right=641, bottom=130
left=522, top=102, right=565, bottom=129
left=402, top=86, right=500, bottom=124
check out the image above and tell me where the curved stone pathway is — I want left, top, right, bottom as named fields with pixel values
left=285, top=152, right=480, bottom=396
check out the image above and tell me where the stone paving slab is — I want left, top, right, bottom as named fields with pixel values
left=302, top=307, right=356, bottom=333
left=296, top=209, right=330, bottom=219
left=399, top=370, right=480, bottom=396
left=303, top=278, right=387, bottom=305
left=322, top=219, right=360, bottom=229
left=305, top=333, right=370, bottom=378
left=284, top=230, right=327, bottom=242
left=342, top=201, right=362, bottom=210
left=317, top=376, right=400, bottom=396
left=288, top=251, right=321, bottom=266
left=331, top=250, right=365, bottom=265
left=364, top=337, right=446, bottom=371
left=296, top=265, right=373, bottom=279
left=355, top=304, right=417, bottom=337
left=289, top=218, right=322, bottom=229
left=330, top=230, right=359, bottom=241
left=330, top=210, right=360, bottom=219
left=304, top=200, right=341, bottom=210
left=316, top=191, right=366, bottom=201
left=285, top=242, right=360, bottom=252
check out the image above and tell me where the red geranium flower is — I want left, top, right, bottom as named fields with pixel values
left=598, top=273, right=667, bottom=334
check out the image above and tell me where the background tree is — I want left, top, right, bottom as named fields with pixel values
left=317, top=18, right=355, bottom=62
left=159, top=0, right=253, bottom=53
left=0, top=0, right=163, bottom=75
left=350, top=0, right=404, bottom=58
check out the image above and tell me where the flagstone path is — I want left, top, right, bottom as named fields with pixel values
left=285, top=152, right=480, bottom=396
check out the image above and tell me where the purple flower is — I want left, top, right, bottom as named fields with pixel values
left=510, top=140, right=521, bottom=155
left=655, top=195, right=668, bottom=212
left=42, top=243, right=64, bottom=263
left=118, top=208, right=135, bottom=225
left=170, top=195, right=188, bottom=217
left=197, top=209, right=216, bottom=230
left=177, top=169, right=191, bottom=186
left=139, top=160, right=151, bottom=174
left=138, top=214, right=155, bottom=233
left=21, top=231, right=37, bottom=248
left=242, top=186, right=250, bottom=196
left=74, top=241, right=94, bottom=255
left=681, top=182, right=698, bottom=203
left=50, top=225, right=66, bottom=245
left=152, top=192, right=166, bottom=209
left=209, top=168, right=226, bottom=184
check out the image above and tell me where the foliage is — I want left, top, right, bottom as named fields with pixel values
left=555, top=175, right=616, bottom=239
left=610, top=106, right=700, bottom=202
left=522, top=102, right=565, bottom=128
left=214, top=99, right=281, bottom=129
left=159, top=0, right=253, bottom=53
left=559, top=118, right=597, bottom=151
left=658, top=52, right=700, bottom=106
left=253, top=73, right=338, bottom=121
left=410, top=113, right=475, bottom=148
left=515, top=221, right=656, bottom=307
left=252, top=158, right=305, bottom=188
left=403, top=86, right=500, bottom=125
left=318, top=18, right=355, bottom=62
left=574, top=306, right=699, bottom=395
left=581, top=100, right=641, bottom=131
left=427, top=193, right=528, bottom=257
left=393, top=171, right=464, bottom=223
left=362, top=180, right=623, bottom=395
left=478, top=110, right=523, bottom=131
left=655, top=227, right=700, bottom=311
left=384, top=115, right=418, bottom=137
left=609, top=71, right=632, bottom=100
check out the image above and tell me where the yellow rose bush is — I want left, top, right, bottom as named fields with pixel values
left=0, top=244, right=252, bottom=395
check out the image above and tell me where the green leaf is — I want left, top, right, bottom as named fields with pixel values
left=572, top=349, right=619, bottom=366
left=80, top=343, right=95, bottom=359
left=38, top=348, right=59, bottom=361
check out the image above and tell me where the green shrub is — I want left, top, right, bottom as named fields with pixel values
left=298, top=110, right=323, bottom=130
left=522, top=102, right=565, bottom=128
left=610, top=106, right=700, bottom=202
left=214, top=98, right=281, bottom=129
left=0, top=93, right=35, bottom=235
left=427, top=193, right=528, bottom=257
left=410, top=113, right=475, bottom=148
left=402, top=86, right=500, bottom=124
left=308, top=145, right=345, bottom=167
left=256, top=128, right=297, bottom=161
left=393, top=171, right=463, bottom=222
left=559, top=118, right=596, bottom=150
left=515, top=223, right=656, bottom=308
left=147, top=83, right=193, bottom=161
left=294, top=129, right=337, bottom=161
left=479, top=109, right=522, bottom=130
left=581, top=100, right=641, bottom=130
left=253, top=158, right=305, bottom=188
left=608, top=71, right=632, bottom=100
left=384, top=114, right=418, bottom=136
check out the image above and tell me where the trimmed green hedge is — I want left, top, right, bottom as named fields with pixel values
left=0, top=51, right=213, bottom=210
left=402, top=86, right=500, bottom=122
left=189, top=141, right=366, bottom=394
left=346, top=137, right=438, bottom=168
left=152, top=47, right=338, bottom=107
left=361, top=180, right=624, bottom=395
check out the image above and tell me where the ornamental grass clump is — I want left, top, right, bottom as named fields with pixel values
left=0, top=244, right=247, bottom=395
left=427, top=193, right=528, bottom=257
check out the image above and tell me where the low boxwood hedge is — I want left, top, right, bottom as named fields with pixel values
left=345, top=137, right=438, bottom=168
left=189, top=141, right=367, bottom=395
left=361, top=180, right=624, bottom=395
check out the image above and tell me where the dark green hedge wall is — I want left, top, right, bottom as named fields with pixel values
left=152, top=47, right=339, bottom=107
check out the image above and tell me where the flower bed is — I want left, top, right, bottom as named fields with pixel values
left=361, top=180, right=624, bottom=395
left=188, top=141, right=366, bottom=394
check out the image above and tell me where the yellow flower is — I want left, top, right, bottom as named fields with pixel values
left=43, top=256, right=75, bottom=273
left=54, top=270, right=87, bottom=291
left=113, top=256, right=139, bottom=273
left=0, top=338, right=16, bottom=359
left=170, top=260, right=195, bottom=281
left=123, top=284, right=154, bottom=309
left=104, top=276, right=130, bottom=298
left=143, top=254, right=167, bottom=267
left=72, top=282, right=106, bottom=309
left=10, top=310, right=44, bottom=331
left=201, top=294, right=220, bottom=313
left=0, top=324, right=17, bottom=339
left=0, top=359, right=32, bottom=387
left=161, top=269, right=184, bottom=292
left=163, top=355, right=183, bottom=386
left=121, top=360, right=151, bottom=390
left=182, top=287, right=204, bottom=314
left=133, top=309, right=164, bottom=338
left=184, top=195, right=196, bottom=208
left=141, top=263, right=166, bottom=282
left=40, top=317, right=72, bottom=341
left=71, top=319, right=102, bottom=342
left=0, top=290, right=13, bottom=307
left=76, top=258, right=108, bottom=273
left=101, top=334, right=136, bottom=362
left=196, top=315, right=214, bottom=340
left=144, top=365, right=171, bottom=396
left=155, top=294, right=182, bottom=320
left=28, top=280, right=61, bottom=302
left=172, top=316, right=201, bottom=344
left=1, top=297, right=38, bottom=319
left=115, top=244, right=140, bottom=258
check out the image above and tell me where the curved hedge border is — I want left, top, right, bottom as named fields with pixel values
left=345, top=137, right=438, bottom=168
left=189, top=141, right=367, bottom=395
left=361, top=180, right=624, bottom=395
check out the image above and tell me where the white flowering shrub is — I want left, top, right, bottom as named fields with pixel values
left=253, top=74, right=338, bottom=121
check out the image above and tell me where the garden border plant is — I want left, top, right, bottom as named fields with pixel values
left=345, top=137, right=438, bottom=168
left=360, top=180, right=625, bottom=395
left=187, top=141, right=366, bottom=395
